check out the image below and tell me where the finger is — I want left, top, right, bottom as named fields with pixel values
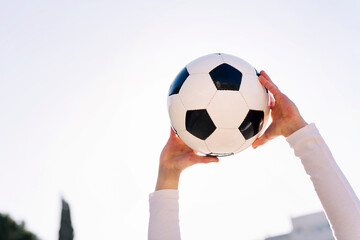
left=270, top=94, right=275, bottom=109
left=260, top=70, right=278, bottom=88
left=252, top=135, right=270, bottom=148
left=170, top=127, right=177, bottom=138
left=172, top=134, right=191, bottom=151
left=169, top=127, right=187, bottom=147
left=260, top=71, right=281, bottom=91
left=203, top=155, right=219, bottom=163
left=252, top=125, right=277, bottom=148
left=171, top=127, right=186, bottom=142
left=190, top=154, right=219, bottom=164
left=259, top=75, right=281, bottom=98
left=260, top=70, right=272, bottom=82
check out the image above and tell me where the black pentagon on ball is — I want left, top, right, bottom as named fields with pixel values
left=239, top=110, right=264, bottom=140
left=186, top=109, right=216, bottom=140
left=169, top=67, right=189, bottom=96
left=209, top=63, right=243, bottom=91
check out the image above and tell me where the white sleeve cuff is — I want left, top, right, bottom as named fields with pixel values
left=286, top=123, right=318, bottom=148
left=149, top=189, right=179, bottom=202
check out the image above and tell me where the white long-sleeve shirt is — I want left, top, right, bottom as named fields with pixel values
left=148, top=124, right=360, bottom=240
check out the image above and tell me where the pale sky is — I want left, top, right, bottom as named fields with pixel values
left=0, top=1, right=359, bottom=239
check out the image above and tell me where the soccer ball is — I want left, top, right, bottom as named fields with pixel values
left=167, top=53, right=270, bottom=157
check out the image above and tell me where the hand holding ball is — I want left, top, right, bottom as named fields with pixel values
left=167, top=53, right=270, bottom=157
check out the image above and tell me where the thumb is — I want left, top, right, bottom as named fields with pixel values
left=188, top=153, right=219, bottom=164
left=252, top=124, right=277, bottom=148
left=170, top=127, right=177, bottom=138
left=199, top=155, right=219, bottom=164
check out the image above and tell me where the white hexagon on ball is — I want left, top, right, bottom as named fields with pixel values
left=177, top=130, right=211, bottom=154
left=221, top=53, right=256, bottom=75
left=205, top=128, right=245, bottom=155
left=179, top=73, right=217, bottom=110
left=240, top=74, right=268, bottom=110
left=207, top=91, right=249, bottom=129
left=186, top=54, right=224, bottom=74
left=167, top=94, right=186, bottom=131
left=234, top=134, right=258, bottom=153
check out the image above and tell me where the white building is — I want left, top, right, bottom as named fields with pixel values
left=265, top=212, right=334, bottom=240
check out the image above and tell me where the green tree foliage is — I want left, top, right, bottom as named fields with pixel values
left=0, top=213, right=38, bottom=240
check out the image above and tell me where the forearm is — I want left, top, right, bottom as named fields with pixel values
left=148, top=168, right=182, bottom=240
left=155, top=167, right=180, bottom=191
left=287, top=123, right=360, bottom=239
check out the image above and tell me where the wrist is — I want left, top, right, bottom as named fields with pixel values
left=283, top=118, right=308, bottom=137
left=155, top=167, right=181, bottom=191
